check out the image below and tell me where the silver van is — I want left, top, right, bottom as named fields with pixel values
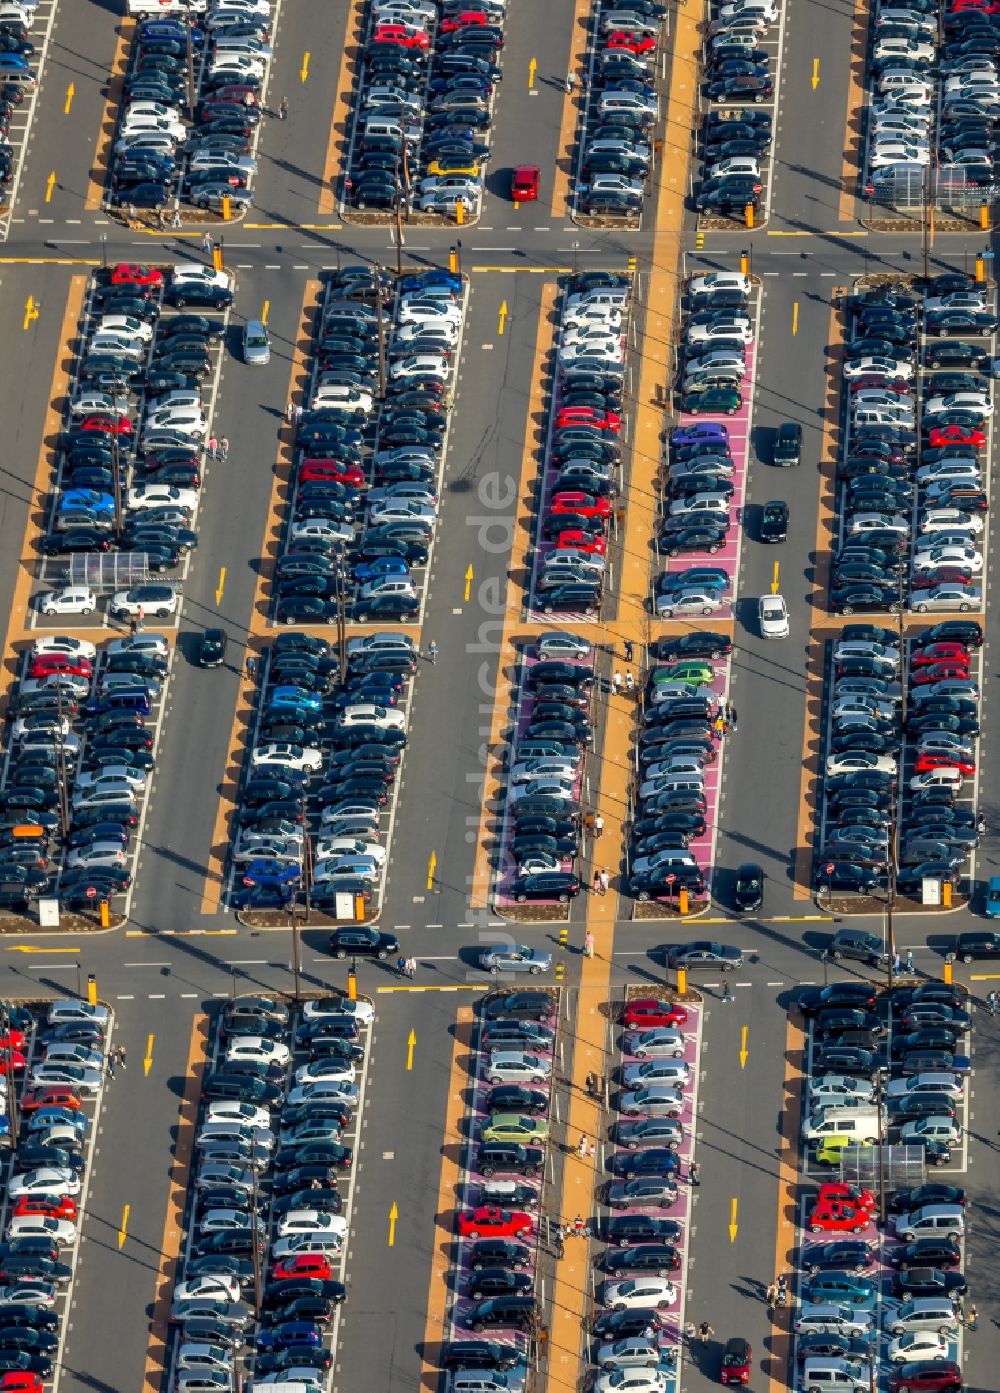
left=893, top=1204, right=965, bottom=1241
left=243, top=319, right=270, bottom=365
left=449, top=1370, right=525, bottom=1393
left=800, top=1358, right=871, bottom=1393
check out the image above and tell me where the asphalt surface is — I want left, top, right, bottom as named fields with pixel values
left=0, top=0, right=995, bottom=1391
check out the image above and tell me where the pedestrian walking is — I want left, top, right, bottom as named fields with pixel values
left=665, top=1348, right=677, bottom=1370
left=278, top=95, right=288, bottom=119
left=427, top=639, right=438, bottom=663
left=397, top=956, right=406, bottom=977
left=129, top=618, right=138, bottom=638
left=698, top=1322, right=713, bottom=1346
left=722, top=979, right=733, bottom=1003
left=684, top=1322, right=697, bottom=1344
left=577, top=1134, right=587, bottom=1158
left=220, top=437, right=230, bottom=462
left=555, top=1225, right=565, bottom=1258
left=286, top=400, right=296, bottom=423
left=714, top=715, right=725, bottom=738
left=594, top=813, right=604, bottom=839
left=407, top=957, right=416, bottom=978
left=967, top=1304, right=978, bottom=1331
left=565, top=71, right=575, bottom=93
left=729, top=705, right=739, bottom=732
left=585, top=1071, right=597, bottom=1096
left=246, top=656, right=257, bottom=681
left=776, top=1275, right=788, bottom=1307
left=624, top=669, right=635, bottom=694
left=583, top=930, right=595, bottom=958
left=599, top=868, right=610, bottom=894
left=294, top=402, right=303, bottom=424
left=893, top=949, right=901, bottom=977
left=202, top=231, right=212, bottom=255
left=207, top=436, right=218, bottom=460
left=956, top=1294, right=966, bottom=1323
left=765, top=1282, right=776, bottom=1312
left=573, top=1214, right=585, bottom=1236
left=689, top=1160, right=700, bottom=1186
left=107, top=1053, right=116, bottom=1080
left=172, top=207, right=182, bottom=229
left=978, top=812, right=987, bottom=835
left=117, top=1044, right=126, bottom=1070
left=624, top=639, right=634, bottom=663
left=136, top=606, right=145, bottom=631
left=593, top=871, right=602, bottom=895
left=612, top=670, right=623, bottom=695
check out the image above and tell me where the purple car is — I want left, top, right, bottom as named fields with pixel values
left=670, top=422, right=729, bottom=445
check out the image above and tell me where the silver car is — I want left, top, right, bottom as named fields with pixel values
left=478, top=945, right=553, bottom=976
left=883, top=1297, right=960, bottom=1337
left=618, top=1086, right=685, bottom=1118
left=243, top=319, right=270, bottom=365
left=536, top=632, right=593, bottom=660
left=622, top=1029, right=686, bottom=1059
left=794, top=1303, right=874, bottom=1337
left=597, top=1337, right=662, bottom=1371
left=615, top=1118, right=683, bottom=1151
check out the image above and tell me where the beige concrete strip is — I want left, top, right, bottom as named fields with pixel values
left=551, top=0, right=592, bottom=218
left=87, top=20, right=133, bottom=211
left=839, top=0, right=868, bottom=222
left=766, top=1013, right=805, bottom=1392
left=200, top=280, right=318, bottom=913
left=319, top=0, right=367, bottom=216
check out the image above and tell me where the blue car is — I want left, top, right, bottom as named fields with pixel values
left=984, top=876, right=1000, bottom=918
left=255, top=1320, right=322, bottom=1353
left=670, top=423, right=729, bottom=446
left=660, top=567, right=731, bottom=593
left=267, top=685, right=322, bottom=712
left=353, top=557, right=410, bottom=583
left=60, top=489, right=115, bottom=516
left=401, top=270, right=462, bottom=294
left=140, top=19, right=205, bottom=43
left=242, top=858, right=302, bottom=889
left=27, top=1107, right=87, bottom=1134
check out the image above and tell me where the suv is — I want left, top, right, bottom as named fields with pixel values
left=826, top=930, right=889, bottom=968
left=110, top=584, right=178, bottom=619
left=475, top=1143, right=544, bottom=1177
left=483, top=991, right=555, bottom=1022
left=466, top=1296, right=537, bottom=1333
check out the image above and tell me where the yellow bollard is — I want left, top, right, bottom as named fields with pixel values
left=676, top=967, right=687, bottom=996
left=213, top=245, right=224, bottom=274
left=99, top=899, right=110, bottom=928
left=87, top=973, right=97, bottom=1006
left=347, top=969, right=357, bottom=1001
left=981, top=204, right=991, bottom=230
left=745, top=202, right=755, bottom=229
left=455, top=198, right=465, bottom=226
left=740, top=249, right=749, bottom=277
left=221, top=193, right=232, bottom=222
left=943, top=882, right=953, bottom=908
left=448, top=246, right=458, bottom=274
left=679, top=886, right=689, bottom=916
left=944, top=958, right=954, bottom=986
left=975, top=254, right=986, bottom=283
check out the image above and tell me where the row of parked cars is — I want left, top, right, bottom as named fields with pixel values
left=0, top=630, right=175, bottom=913
left=815, top=618, right=984, bottom=898
left=573, top=0, right=665, bottom=220
left=166, top=992, right=370, bottom=1393
left=529, top=271, right=632, bottom=619
left=867, top=0, right=1000, bottom=203
left=229, top=631, right=420, bottom=917
left=345, top=0, right=508, bottom=217
left=273, top=265, right=464, bottom=628
left=830, top=275, right=995, bottom=619
left=109, top=0, right=271, bottom=215
left=35, top=261, right=232, bottom=624
left=0, top=0, right=41, bottom=203
left=0, top=1000, right=114, bottom=1390
left=791, top=980, right=972, bottom=1393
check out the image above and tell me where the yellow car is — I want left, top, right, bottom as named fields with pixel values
left=427, top=159, right=481, bottom=178
left=815, top=1134, right=854, bottom=1166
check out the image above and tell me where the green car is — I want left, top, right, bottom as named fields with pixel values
left=652, top=661, right=716, bottom=687
left=805, top=1272, right=878, bottom=1308
left=682, top=386, right=742, bottom=416
left=480, top=1113, right=551, bottom=1146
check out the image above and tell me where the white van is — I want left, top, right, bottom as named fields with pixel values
left=803, top=1107, right=881, bottom=1145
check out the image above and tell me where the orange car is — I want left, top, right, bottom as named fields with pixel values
left=19, top=1087, right=82, bottom=1114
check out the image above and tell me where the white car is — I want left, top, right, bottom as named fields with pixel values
left=311, top=385, right=374, bottom=413
left=826, top=752, right=898, bottom=777
left=883, top=1297, right=961, bottom=1336
left=75, top=764, right=146, bottom=792
left=30, top=1063, right=103, bottom=1093
left=174, top=1274, right=242, bottom=1304
left=171, top=263, right=231, bottom=289
left=655, top=588, right=723, bottom=617
left=842, top=355, right=912, bottom=380
left=276, top=1210, right=349, bottom=1240
left=912, top=545, right=983, bottom=573
left=686, top=319, right=753, bottom=345
left=46, top=1000, right=110, bottom=1028
left=920, top=508, right=983, bottom=535
left=759, top=593, right=789, bottom=638
left=849, top=513, right=909, bottom=536
left=225, top=1037, right=291, bottom=1069
left=336, top=703, right=406, bottom=731
left=368, top=500, right=437, bottom=526
left=887, top=1331, right=951, bottom=1364
left=909, top=768, right=964, bottom=793
left=603, top=1278, right=677, bottom=1311
left=5, top=1215, right=77, bottom=1245
left=373, top=0, right=437, bottom=19
left=30, top=635, right=98, bottom=661
left=9, top=1168, right=81, bottom=1198
left=144, top=407, right=207, bottom=437
left=286, top=1079, right=359, bottom=1107
left=794, top=1304, right=873, bottom=1337
left=564, top=306, right=624, bottom=334
left=111, top=586, right=179, bottom=619
left=66, top=842, right=129, bottom=869
left=900, top=1116, right=962, bottom=1145
left=923, top=392, right=993, bottom=418
left=39, top=586, right=97, bottom=616
left=689, top=271, right=751, bottom=298
left=885, top=1073, right=963, bottom=1101
left=127, top=484, right=198, bottom=513
left=622, top=1029, right=686, bottom=1060
left=313, top=837, right=387, bottom=867
left=294, top=1059, right=357, bottom=1087
left=911, top=584, right=982, bottom=613
left=302, top=996, right=374, bottom=1026
left=389, top=354, right=449, bottom=381
left=206, top=1101, right=272, bottom=1128
left=808, top=1075, right=876, bottom=1105
left=593, top=1374, right=666, bottom=1393
left=398, top=299, right=462, bottom=326
left=97, top=314, right=154, bottom=342
left=251, top=742, right=323, bottom=773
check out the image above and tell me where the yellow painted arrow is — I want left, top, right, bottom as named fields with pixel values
left=498, top=300, right=508, bottom=335
left=144, top=1033, right=154, bottom=1078
left=261, top=299, right=269, bottom=326
left=426, top=850, right=437, bottom=891
left=301, top=51, right=310, bottom=82
left=215, top=567, right=226, bottom=606
left=64, top=83, right=74, bottom=115
left=812, top=58, right=820, bottom=90
left=528, top=56, right=537, bottom=89
left=464, top=564, right=474, bottom=601
left=771, top=562, right=780, bottom=595
left=388, top=1201, right=398, bottom=1247
left=739, top=1025, right=748, bottom=1070
left=406, top=1028, right=416, bottom=1071
left=729, top=1197, right=739, bottom=1243
left=792, top=300, right=799, bottom=336
left=6, top=945, right=79, bottom=953
left=23, top=296, right=39, bottom=331
left=45, top=171, right=55, bottom=204
left=118, top=1203, right=130, bottom=1249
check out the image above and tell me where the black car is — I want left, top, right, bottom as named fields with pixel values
left=799, top=982, right=877, bottom=1015
left=802, top=1241, right=875, bottom=1274
left=466, top=1296, right=537, bottom=1333
left=650, top=630, right=732, bottom=661
left=591, top=1308, right=667, bottom=1342
left=887, top=1236, right=963, bottom=1269
left=604, top=1215, right=682, bottom=1248
left=602, top=1244, right=681, bottom=1277
left=485, top=1085, right=549, bottom=1116
left=441, top=1340, right=523, bottom=1372
left=892, top=1266, right=967, bottom=1299
left=467, top=1268, right=534, bottom=1300
left=795, top=1334, right=872, bottom=1364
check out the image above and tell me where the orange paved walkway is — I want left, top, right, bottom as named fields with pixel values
left=551, top=0, right=592, bottom=218
left=766, top=1013, right=805, bottom=1393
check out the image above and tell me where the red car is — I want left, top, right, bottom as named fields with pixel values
left=298, top=460, right=365, bottom=486
left=441, top=10, right=491, bottom=30
left=550, top=492, right=612, bottom=519
left=887, top=1360, right=962, bottom=1393
left=0, top=1030, right=25, bottom=1052
left=910, top=568, right=974, bottom=590
left=456, top=1206, right=534, bottom=1239
left=848, top=377, right=911, bottom=396
left=912, top=662, right=973, bottom=685
left=0, top=1053, right=25, bottom=1075
left=927, top=423, right=986, bottom=449
left=720, top=1336, right=752, bottom=1386
left=818, top=1182, right=876, bottom=1210
left=0, top=1375, right=44, bottom=1393
left=19, top=1087, right=82, bottom=1114
left=109, top=262, right=163, bottom=289
left=607, top=29, right=657, bottom=54
left=28, top=656, right=93, bottom=680
left=807, top=1198, right=873, bottom=1234
left=910, top=642, right=970, bottom=668
left=555, top=530, right=607, bottom=555
left=914, top=752, right=975, bottom=775
left=622, top=998, right=689, bottom=1029
left=511, top=165, right=540, bottom=202
left=372, top=22, right=430, bottom=47
left=271, top=1254, right=333, bottom=1282
left=12, top=1195, right=78, bottom=1221
left=80, top=414, right=132, bottom=435
left=556, top=406, right=621, bottom=432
